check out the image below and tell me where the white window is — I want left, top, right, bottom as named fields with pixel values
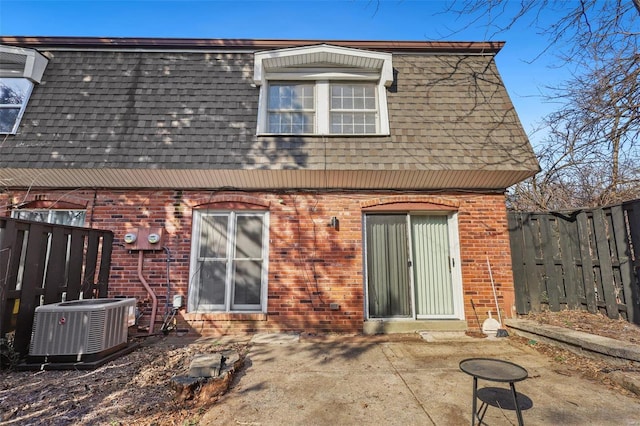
left=255, top=44, right=393, bottom=136
left=0, top=78, right=34, bottom=134
left=189, top=211, right=269, bottom=312
left=265, top=81, right=379, bottom=135
left=12, top=209, right=86, bottom=226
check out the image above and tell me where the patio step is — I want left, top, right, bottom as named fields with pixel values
left=363, top=319, right=467, bottom=335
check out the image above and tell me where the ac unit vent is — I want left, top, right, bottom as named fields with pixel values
left=29, top=298, right=136, bottom=362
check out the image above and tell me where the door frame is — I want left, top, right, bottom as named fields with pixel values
left=363, top=211, right=464, bottom=321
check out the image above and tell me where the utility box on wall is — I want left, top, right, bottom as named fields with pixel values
left=123, top=227, right=164, bottom=251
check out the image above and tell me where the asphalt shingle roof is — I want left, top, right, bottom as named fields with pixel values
left=0, top=39, right=539, bottom=189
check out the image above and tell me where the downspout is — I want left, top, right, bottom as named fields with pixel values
left=137, top=250, right=158, bottom=334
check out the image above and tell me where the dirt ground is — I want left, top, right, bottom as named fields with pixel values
left=1, top=310, right=639, bottom=425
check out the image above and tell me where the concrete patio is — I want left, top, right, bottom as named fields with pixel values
left=199, top=333, right=640, bottom=425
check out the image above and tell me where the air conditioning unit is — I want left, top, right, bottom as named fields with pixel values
left=29, top=298, right=136, bottom=363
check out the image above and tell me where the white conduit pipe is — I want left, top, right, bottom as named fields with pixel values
left=137, top=250, right=158, bottom=334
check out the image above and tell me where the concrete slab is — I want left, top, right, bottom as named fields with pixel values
left=200, top=336, right=640, bottom=425
left=251, top=332, right=300, bottom=344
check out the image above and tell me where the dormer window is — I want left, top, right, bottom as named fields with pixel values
left=0, top=44, right=49, bottom=134
left=254, top=44, right=393, bottom=136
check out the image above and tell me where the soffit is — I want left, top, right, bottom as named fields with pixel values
left=254, top=44, right=394, bottom=86
left=0, top=168, right=534, bottom=190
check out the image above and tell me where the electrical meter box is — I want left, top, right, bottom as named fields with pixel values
left=122, top=227, right=164, bottom=251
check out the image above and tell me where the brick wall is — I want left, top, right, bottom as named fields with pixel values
left=0, top=189, right=514, bottom=335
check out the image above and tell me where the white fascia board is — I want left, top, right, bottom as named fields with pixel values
left=254, top=44, right=393, bottom=86
left=0, top=44, right=49, bottom=83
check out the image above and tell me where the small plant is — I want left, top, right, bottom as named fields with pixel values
left=540, top=291, right=550, bottom=304
left=527, top=339, right=538, bottom=346
left=0, top=334, right=19, bottom=370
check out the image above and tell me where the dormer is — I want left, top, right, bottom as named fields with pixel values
left=0, top=44, right=49, bottom=134
left=254, top=44, right=393, bottom=136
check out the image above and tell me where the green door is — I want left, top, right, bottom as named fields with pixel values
left=366, top=214, right=458, bottom=319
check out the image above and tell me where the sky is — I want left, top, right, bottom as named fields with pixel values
left=0, top=0, right=572, bottom=147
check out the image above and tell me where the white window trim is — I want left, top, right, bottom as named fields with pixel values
left=188, top=210, right=270, bottom=313
left=254, top=44, right=393, bottom=136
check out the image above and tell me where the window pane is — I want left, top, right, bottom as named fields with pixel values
left=14, top=211, right=46, bottom=222
left=236, top=215, right=263, bottom=259
left=268, top=112, right=313, bottom=133
left=268, top=83, right=314, bottom=111
left=200, top=215, right=228, bottom=258
left=233, top=260, right=262, bottom=306
left=199, top=261, right=227, bottom=305
left=0, top=78, right=31, bottom=105
left=50, top=211, right=86, bottom=226
left=0, top=108, right=20, bottom=133
left=331, top=112, right=376, bottom=134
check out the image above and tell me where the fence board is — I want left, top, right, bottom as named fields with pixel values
left=66, top=229, right=86, bottom=300
left=13, top=224, right=49, bottom=356
left=558, top=217, right=579, bottom=309
left=508, top=214, right=529, bottom=313
left=611, top=205, right=633, bottom=321
left=623, top=200, right=640, bottom=322
left=576, top=211, right=598, bottom=313
left=43, top=227, right=68, bottom=304
left=83, top=232, right=100, bottom=299
left=593, top=209, right=619, bottom=318
left=540, top=217, right=561, bottom=310
left=523, top=214, right=541, bottom=311
left=97, top=232, right=113, bottom=298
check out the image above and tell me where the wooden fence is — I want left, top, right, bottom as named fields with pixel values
left=0, top=218, right=113, bottom=356
left=508, top=200, right=640, bottom=324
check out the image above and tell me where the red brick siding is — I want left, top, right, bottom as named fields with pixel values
left=0, top=190, right=514, bottom=335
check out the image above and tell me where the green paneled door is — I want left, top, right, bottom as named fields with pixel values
left=366, top=214, right=457, bottom=319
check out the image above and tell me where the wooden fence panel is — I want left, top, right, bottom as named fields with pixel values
left=0, top=218, right=113, bottom=357
left=509, top=199, right=640, bottom=324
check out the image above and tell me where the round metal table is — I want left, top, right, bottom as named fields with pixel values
left=459, top=358, right=528, bottom=426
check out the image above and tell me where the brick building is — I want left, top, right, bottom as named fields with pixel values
left=0, top=37, right=539, bottom=335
